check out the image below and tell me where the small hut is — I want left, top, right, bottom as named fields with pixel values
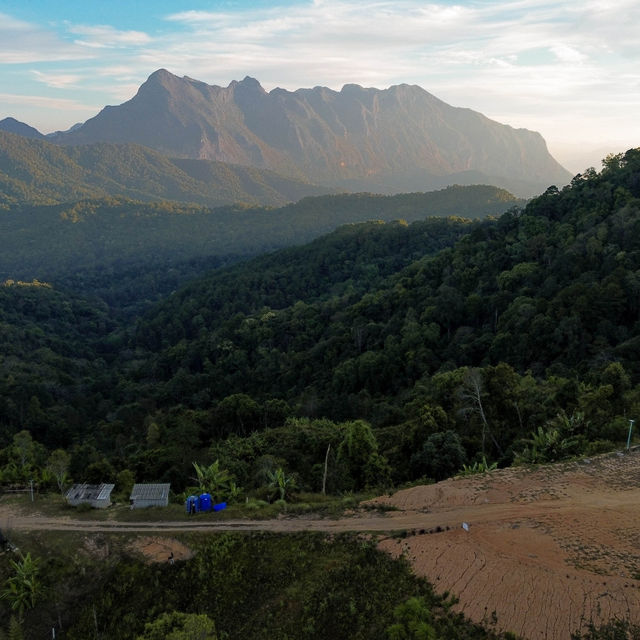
left=66, top=483, right=115, bottom=509
left=129, top=483, right=170, bottom=509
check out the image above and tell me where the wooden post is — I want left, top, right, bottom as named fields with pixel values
left=322, top=444, right=331, bottom=495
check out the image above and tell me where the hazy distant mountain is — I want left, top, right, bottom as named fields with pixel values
left=0, top=117, right=45, bottom=139
left=0, top=131, right=330, bottom=207
left=47, top=121, right=84, bottom=137
left=50, top=69, right=572, bottom=197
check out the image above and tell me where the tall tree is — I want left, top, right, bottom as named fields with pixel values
left=46, top=449, right=71, bottom=495
left=458, top=369, right=504, bottom=458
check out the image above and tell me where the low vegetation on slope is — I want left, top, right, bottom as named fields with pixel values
left=0, top=530, right=513, bottom=640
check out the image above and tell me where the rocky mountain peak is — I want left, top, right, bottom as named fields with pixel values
left=47, top=69, right=572, bottom=196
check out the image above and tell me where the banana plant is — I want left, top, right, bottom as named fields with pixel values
left=192, top=460, right=231, bottom=500
left=266, top=467, right=296, bottom=502
left=0, top=552, right=41, bottom=620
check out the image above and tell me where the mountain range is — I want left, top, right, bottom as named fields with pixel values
left=3, top=69, right=572, bottom=198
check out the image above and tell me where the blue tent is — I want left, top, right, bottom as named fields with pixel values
left=199, top=493, right=212, bottom=512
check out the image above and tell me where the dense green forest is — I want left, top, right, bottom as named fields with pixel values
left=0, top=185, right=521, bottom=318
left=2, top=149, right=640, bottom=638
left=0, top=185, right=522, bottom=281
left=125, top=149, right=640, bottom=486
left=1, top=151, right=639, bottom=491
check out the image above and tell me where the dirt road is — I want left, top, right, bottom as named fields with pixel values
left=2, top=450, right=640, bottom=639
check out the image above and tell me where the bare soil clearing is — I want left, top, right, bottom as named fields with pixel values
left=126, top=536, right=194, bottom=563
left=2, top=450, right=640, bottom=639
left=374, top=450, right=640, bottom=640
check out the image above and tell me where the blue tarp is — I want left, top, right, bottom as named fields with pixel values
left=213, top=502, right=227, bottom=512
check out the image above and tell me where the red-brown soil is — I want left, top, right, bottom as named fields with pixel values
left=126, top=536, right=194, bottom=563
left=373, top=450, right=640, bottom=639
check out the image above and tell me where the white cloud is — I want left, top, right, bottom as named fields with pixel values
left=550, top=44, right=588, bottom=64
left=0, top=12, right=36, bottom=31
left=0, top=12, right=89, bottom=63
left=68, top=24, right=152, bottom=49
left=157, top=0, right=637, bottom=90
left=31, top=70, right=83, bottom=89
left=0, top=92, right=97, bottom=112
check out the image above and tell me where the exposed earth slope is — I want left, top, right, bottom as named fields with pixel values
left=374, top=451, right=640, bottom=640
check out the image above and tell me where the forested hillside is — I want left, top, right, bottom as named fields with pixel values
left=0, top=131, right=330, bottom=207
left=1, top=149, right=639, bottom=502
left=2, top=148, right=640, bottom=640
left=0, top=185, right=522, bottom=307
left=0, top=280, right=115, bottom=449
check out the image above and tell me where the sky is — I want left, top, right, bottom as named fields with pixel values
left=1, top=0, right=639, bottom=173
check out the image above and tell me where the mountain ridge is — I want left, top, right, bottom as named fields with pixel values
left=0, top=116, right=45, bottom=139
left=48, top=69, right=572, bottom=197
left=0, top=184, right=523, bottom=288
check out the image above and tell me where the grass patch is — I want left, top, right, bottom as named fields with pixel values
left=1, top=490, right=381, bottom=524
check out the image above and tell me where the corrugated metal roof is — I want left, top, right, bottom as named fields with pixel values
left=130, top=483, right=170, bottom=501
left=66, top=483, right=115, bottom=501
left=97, top=484, right=114, bottom=501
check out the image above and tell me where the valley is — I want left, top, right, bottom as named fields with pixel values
left=1, top=57, right=639, bottom=640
